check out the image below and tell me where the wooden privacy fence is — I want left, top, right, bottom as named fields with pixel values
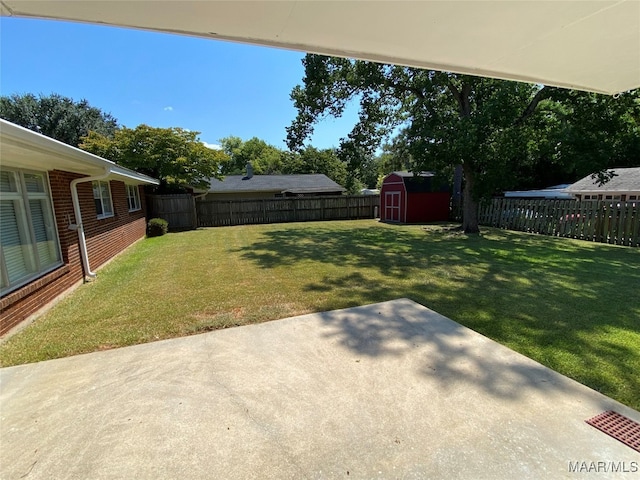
left=479, top=198, right=639, bottom=247
left=196, top=195, right=380, bottom=227
left=147, top=194, right=197, bottom=230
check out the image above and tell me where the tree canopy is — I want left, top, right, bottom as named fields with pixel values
left=281, top=146, right=348, bottom=189
left=0, top=93, right=118, bottom=147
left=287, top=55, right=640, bottom=232
left=80, top=125, right=228, bottom=192
left=219, top=136, right=351, bottom=189
left=219, top=136, right=285, bottom=175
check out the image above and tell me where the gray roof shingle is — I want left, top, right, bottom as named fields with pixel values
left=207, top=174, right=345, bottom=194
left=566, top=167, right=640, bottom=193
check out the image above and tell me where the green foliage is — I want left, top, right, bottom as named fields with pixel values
left=548, top=90, right=640, bottom=178
left=219, top=136, right=285, bottom=175
left=80, top=125, right=228, bottom=192
left=287, top=54, right=640, bottom=232
left=345, top=177, right=366, bottom=195
left=219, top=136, right=349, bottom=187
left=0, top=93, right=118, bottom=146
left=281, top=146, right=348, bottom=186
left=147, top=218, right=169, bottom=237
left=504, top=89, right=640, bottom=190
left=286, top=56, right=552, bottom=231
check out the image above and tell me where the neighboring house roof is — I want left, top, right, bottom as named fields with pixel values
left=566, top=167, right=640, bottom=194
left=206, top=174, right=345, bottom=194
left=0, top=119, right=159, bottom=185
left=390, top=171, right=434, bottom=178
left=504, top=184, right=574, bottom=199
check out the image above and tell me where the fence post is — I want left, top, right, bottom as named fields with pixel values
left=191, top=195, right=197, bottom=229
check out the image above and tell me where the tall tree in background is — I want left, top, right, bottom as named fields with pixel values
left=218, top=137, right=351, bottom=189
left=287, top=55, right=639, bottom=233
left=80, top=125, right=228, bottom=192
left=219, top=136, right=285, bottom=175
left=281, top=146, right=348, bottom=188
left=287, top=55, right=560, bottom=233
left=550, top=91, right=640, bottom=181
left=0, top=93, right=118, bottom=146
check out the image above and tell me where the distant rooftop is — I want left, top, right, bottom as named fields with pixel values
left=504, top=184, right=573, bottom=199
left=391, top=171, right=435, bottom=178
left=206, top=174, right=345, bottom=194
left=566, top=167, right=640, bottom=193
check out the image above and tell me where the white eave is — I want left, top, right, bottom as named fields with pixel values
left=1, top=1, right=638, bottom=95
left=0, top=119, right=159, bottom=185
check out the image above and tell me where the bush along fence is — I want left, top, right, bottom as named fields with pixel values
left=147, top=194, right=197, bottom=230
left=478, top=198, right=639, bottom=247
left=148, top=194, right=380, bottom=229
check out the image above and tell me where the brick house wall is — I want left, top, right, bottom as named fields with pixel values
left=0, top=170, right=148, bottom=335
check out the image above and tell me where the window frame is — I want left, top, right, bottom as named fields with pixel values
left=1, top=168, right=63, bottom=296
left=126, top=184, right=142, bottom=212
left=93, top=180, right=114, bottom=219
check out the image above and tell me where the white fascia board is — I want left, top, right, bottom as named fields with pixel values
left=1, top=119, right=117, bottom=171
left=108, top=165, right=159, bottom=185
left=0, top=119, right=159, bottom=185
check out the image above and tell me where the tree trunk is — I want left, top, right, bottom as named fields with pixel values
left=461, top=165, right=480, bottom=234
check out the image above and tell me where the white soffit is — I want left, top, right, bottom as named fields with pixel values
left=1, top=1, right=639, bottom=95
left=0, top=120, right=159, bottom=185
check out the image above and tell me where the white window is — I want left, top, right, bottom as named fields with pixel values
left=1, top=169, right=62, bottom=294
left=126, top=184, right=141, bottom=211
left=93, top=180, right=114, bottom=218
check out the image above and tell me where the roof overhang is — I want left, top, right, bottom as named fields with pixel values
left=0, top=119, right=159, bottom=185
left=504, top=189, right=575, bottom=199
left=1, top=1, right=638, bottom=95
left=283, top=187, right=345, bottom=194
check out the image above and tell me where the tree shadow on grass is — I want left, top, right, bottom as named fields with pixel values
left=235, top=222, right=640, bottom=408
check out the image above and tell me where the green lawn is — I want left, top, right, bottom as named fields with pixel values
left=2, top=220, right=639, bottom=409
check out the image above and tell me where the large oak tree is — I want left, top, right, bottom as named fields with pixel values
left=287, top=55, right=639, bottom=233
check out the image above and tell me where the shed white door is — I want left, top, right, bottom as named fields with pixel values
left=385, top=192, right=400, bottom=222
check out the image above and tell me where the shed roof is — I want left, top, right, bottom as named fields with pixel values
left=385, top=171, right=449, bottom=194
left=566, top=167, right=640, bottom=193
left=207, top=174, right=345, bottom=194
left=0, top=119, right=159, bottom=185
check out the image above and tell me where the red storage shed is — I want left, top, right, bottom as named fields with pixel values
left=380, top=172, right=450, bottom=223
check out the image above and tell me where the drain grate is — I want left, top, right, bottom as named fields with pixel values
left=586, top=410, right=640, bottom=452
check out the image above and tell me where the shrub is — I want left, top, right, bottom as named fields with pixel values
left=147, top=218, right=169, bottom=237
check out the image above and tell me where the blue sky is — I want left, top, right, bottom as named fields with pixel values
left=0, top=17, right=360, bottom=150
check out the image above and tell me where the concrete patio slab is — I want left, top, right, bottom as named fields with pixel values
left=1, top=298, right=638, bottom=479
